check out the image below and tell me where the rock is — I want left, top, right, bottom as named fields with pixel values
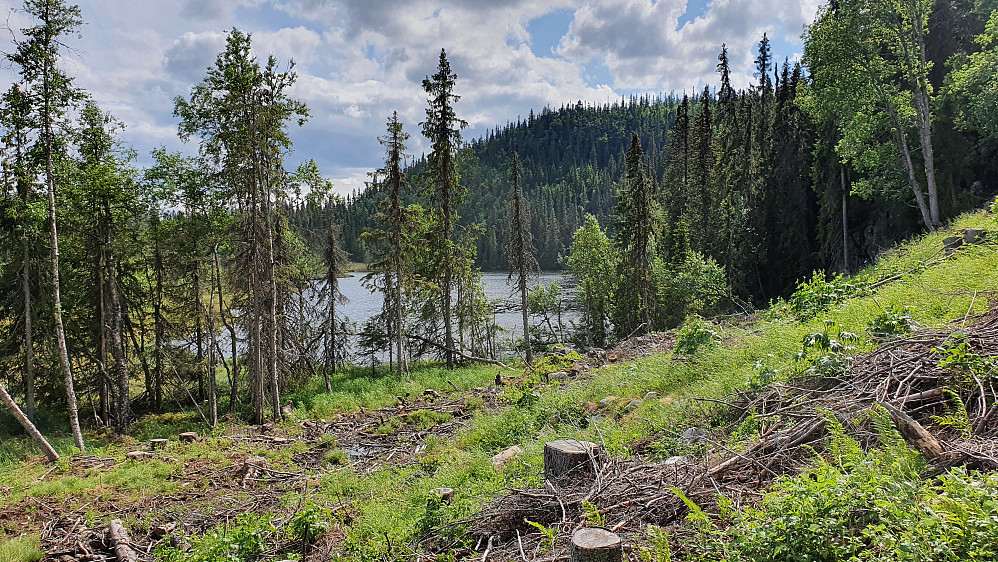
left=548, top=370, right=570, bottom=382
left=544, top=439, right=601, bottom=482
left=944, top=236, right=963, bottom=256
left=429, top=487, right=455, bottom=505
left=643, top=391, right=658, bottom=401
left=964, top=228, right=985, bottom=244
left=126, top=451, right=154, bottom=461
left=149, top=438, right=168, bottom=450
left=178, top=432, right=199, bottom=443
left=549, top=344, right=574, bottom=356
left=680, top=427, right=711, bottom=444
left=570, top=527, right=623, bottom=562
left=281, top=401, right=294, bottom=418
left=491, top=445, right=522, bottom=469
left=663, top=455, right=687, bottom=467
left=598, top=396, right=618, bottom=407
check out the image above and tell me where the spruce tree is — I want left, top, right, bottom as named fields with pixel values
left=505, top=151, right=538, bottom=364
left=613, top=133, right=660, bottom=337
left=420, top=48, right=468, bottom=369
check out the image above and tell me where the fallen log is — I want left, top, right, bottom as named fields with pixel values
left=878, top=402, right=945, bottom=461
left=0, top=381, right=59, bottom=462
left=108, top=519, right=137, bottom=562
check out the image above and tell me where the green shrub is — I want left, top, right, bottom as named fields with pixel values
left=786, top=271, right=871, bottom=321
left=674, top=316, right=720, bottom=357
left=868, top=305, right=915, bottom=338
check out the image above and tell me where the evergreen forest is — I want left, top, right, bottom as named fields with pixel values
left=3, top=0, right=998, bottom=560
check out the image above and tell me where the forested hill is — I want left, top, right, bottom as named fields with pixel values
left=291, top=97, right=678, bottom=271
left=291, top=0, right=998, bottom=304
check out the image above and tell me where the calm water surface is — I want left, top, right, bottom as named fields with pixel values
left=336, top=271, right=578, bottom=340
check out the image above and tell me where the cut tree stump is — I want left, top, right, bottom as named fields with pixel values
left=943, top=236, right=963, bottom=256
left=178, top=432, right=199, bottom=443
left=429, top=487, right=455, bottom=505
left=150, top=438, right=168, bottom=450
left=239, top=456, right=270, bottom=487
left=544, top=439, right=600, bottom=482
left=570, top=528, right=623, bottom=562
left=109, top=519, right=137, bottom=562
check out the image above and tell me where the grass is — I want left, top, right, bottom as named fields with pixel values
left=1, top=209, right=994, bottom=561
left=288, top=361, right=501, bottom=417
left=0, top=535, right=44, bottom=562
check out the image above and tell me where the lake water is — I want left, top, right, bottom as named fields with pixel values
left=337, top=271, right=578, bottom=342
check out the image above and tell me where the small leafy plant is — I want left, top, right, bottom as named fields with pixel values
left=796, top=321, right=861, bottom=378
left=786, top=271, right=871, bottom=321
left=674, top=316, right=720, bottom=356
left=868, top=305, right=915, bottom=338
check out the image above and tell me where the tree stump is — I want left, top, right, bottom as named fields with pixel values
left=544, top=440, right=600, bottom=482
left=178, top=432, right=199, bottom=443
left=150, top=438, right=168, bottom=450
left=943, top=236, right=963, bottom=256
left=964, top=228, right=985, bottom=244
left=429, top=487, right=455, bottom=505
left=570, top=528, right=622, bottom=562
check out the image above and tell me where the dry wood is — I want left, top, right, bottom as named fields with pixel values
left=0, top=381, right=59, bottom=462
left=108, top=519, right=137, bottom=562
left=545, top=440, right=600, bottom=482
left=570, top=528, right=623, bottom=562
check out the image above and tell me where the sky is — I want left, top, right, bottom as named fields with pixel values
left=0, top=0, right=822, bottom=196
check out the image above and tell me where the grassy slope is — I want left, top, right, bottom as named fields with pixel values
left=0, top=210, right=995, bottom=561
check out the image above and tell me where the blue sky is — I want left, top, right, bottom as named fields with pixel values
left=0, top=0, right=821, bottom=195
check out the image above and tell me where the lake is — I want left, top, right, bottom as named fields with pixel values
left=336, top=271, right=578, bottom=344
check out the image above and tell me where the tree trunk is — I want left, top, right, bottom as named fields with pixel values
left=107, top=241, right=130, bottom=434
left=97, top=255, right=110, bottom=426
left=214, top=248, right=239, bottom=413
left=153, top=232, right=164, bottom=411
left=207, top=265, right=218, bottom=427
left=0, top=382, right=59, bottom=462
left=108, top=520, right=137, bottom=562
left=22, top=242, right=35, bottom=422
left=264, top=179, right=281, bottom=422
left=841, top=166, right=849, bottom=272
left=45, top=66, right=84, bottom=452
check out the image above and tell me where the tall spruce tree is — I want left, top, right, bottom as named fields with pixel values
left=505, top=151, right=538, bottom=364
left=363, top=113, right=415, bottom=379
left=613, top=133, right=660, bottom=337
left=420, top=48, right=468, bottom=369
left=175, top=29, right=308, bottom=424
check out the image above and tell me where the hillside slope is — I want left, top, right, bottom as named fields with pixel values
left=0, top=209, right=996, bottom=561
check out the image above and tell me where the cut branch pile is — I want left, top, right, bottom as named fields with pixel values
left=454, top=306, right=998, bottom=561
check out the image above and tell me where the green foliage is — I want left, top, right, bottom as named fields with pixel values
left=947, top=11, right=998, bottom=143
left=653, top=251, right=728, bottom=328
left=324, top=448, right=349, bottom=465
left=0, top=535, right=43, bottom=562
left=567, top=215, right=618, bottom=348
left=525, top=519, right=557, bottom=550
left=868, top=305, right=915, bottom=338
left=786, top=271, right=871, bottom=321
left=582, top=500, right=606, bottom=528
left=289, top=500, right=331, bottom=546
left=157, top=514, right=273, bottom=562
left=638, top=525, right=672, bottom=562
left=935, top=335, right=997, bottom=381
left=674, top=316, right=721, bottom=356
left=685, top=420, right=998, bottom=562
left=407, top=409, right=453, bottom=430
left=795, top=321, right=861, bottom=378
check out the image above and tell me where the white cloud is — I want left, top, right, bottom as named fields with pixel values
left=0, top=0, right=817, bottom=195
